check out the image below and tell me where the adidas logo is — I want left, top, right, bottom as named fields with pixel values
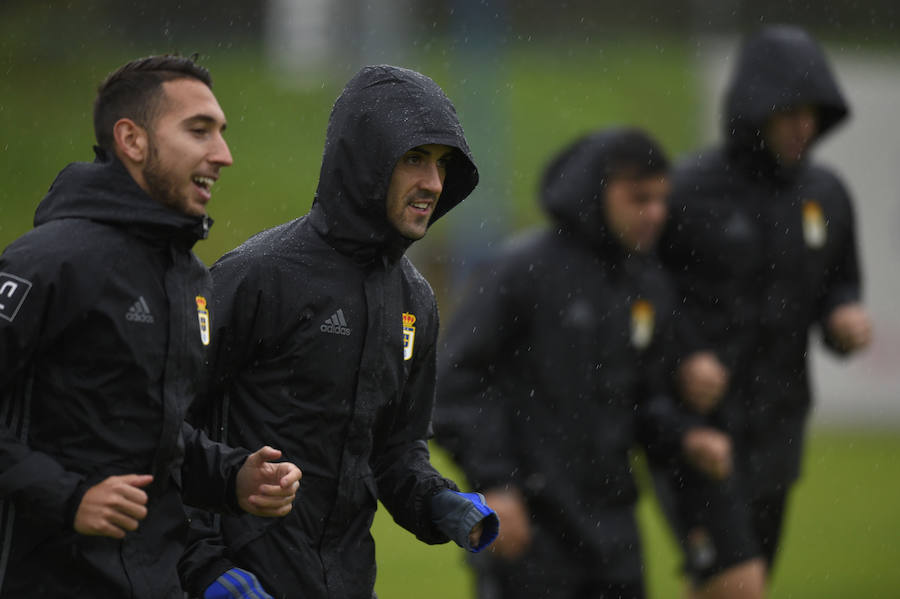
left=320, top=308, right=351, bottom=336
left=126, top=296, right=155, bottom=324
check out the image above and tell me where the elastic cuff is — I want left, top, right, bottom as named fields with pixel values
left=64, top=478, right=92, bottom=530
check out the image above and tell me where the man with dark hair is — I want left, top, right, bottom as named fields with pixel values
left=178, top=65, right=498, bottom=599
left=654, top=25, right=871, bottom=598
left=0, top=55, right=301, bottom=598
left=433, top=128, right=732, bottom=599
left=93, top=54, right=212, bottom=153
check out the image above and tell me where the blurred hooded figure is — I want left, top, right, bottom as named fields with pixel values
left=654, top=24, right=871, bottom=598
left=434, top=128, right=732, bottom=599
left=179, top=65, right=498, bottom=599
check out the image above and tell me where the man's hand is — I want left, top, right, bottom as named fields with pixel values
left=827, top=303, right=872, bottom=352
left=74, top=474, right=153, bottom=539
left=469, top=520, right=484, bottom=548
left=682, top=427, right=732, bottom=481
left=677, top=351, right=729, bottom=414
left=235, top=446, right=302, bottom=517
left=483, top=488, right=531, bottom=561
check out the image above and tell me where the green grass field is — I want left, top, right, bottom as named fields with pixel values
left=3, top=28, right=899, bottom=598
left=373, top=431, right=900, bottom=598
left=0, top=35, right=700, bottom=257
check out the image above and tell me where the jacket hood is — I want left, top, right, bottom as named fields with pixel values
left=723, top=25, right=849, bottom=166
left=34, top=147, right=211, bottom=247
left=540, top=127, right=665, bottom=258
left=310, top=64, right=478, bottom=261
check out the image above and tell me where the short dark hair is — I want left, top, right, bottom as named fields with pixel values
left=602, top=127, right=669, bottom=182
left=93, top=54, right=212, bottom=150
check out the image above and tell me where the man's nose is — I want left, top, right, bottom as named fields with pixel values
left=646, top=200, right=668, bottom=227
left=211, top=134, right=234, bottom=167
left=420, top=162, right=443, bottom=195
left=796, top=109, right=817, bottom=136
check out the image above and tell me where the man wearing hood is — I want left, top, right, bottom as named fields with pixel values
left=0, top=55, right=301, bottom=598
left=654, top=25, right=871, bottom=596
left=433, top=128, right=732, bottom=599
left=179, top=65, right=498, bottom=599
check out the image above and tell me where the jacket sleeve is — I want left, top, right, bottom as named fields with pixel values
left=179, top=507, right=239, bottom=597
left=0, top=237, right=100, bottom=534
left=658, top=186, right=720, bottom=363
left=816, top=174, right=864, bottom=354
left=432, top=258, right=523, bottom=492
left=189, top=252, right=267, bottom=419
left=178, top=423, right=250, bottom=596
left=180, top=254, right=264, bottom=594
left=180, top=422, right=249, bottom=513
left=635, top=296, right=700, bottom=464
left=372, top=297, right=459, bottom=545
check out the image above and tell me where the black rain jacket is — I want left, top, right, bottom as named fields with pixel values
left=659, top=26, right=862, bottom=494
left=434, top=130, right=692, bottom=578
left=0, top=150, right=248, bottom=598
left=179, top=65, right=479, bottom=599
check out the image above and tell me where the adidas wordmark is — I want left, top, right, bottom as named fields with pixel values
left=126, top=296, right=155, bottom=324
left=320, top=308, right=351, bottom=336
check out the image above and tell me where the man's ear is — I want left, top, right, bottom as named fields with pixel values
left=113, top=118, right=148, bottom=164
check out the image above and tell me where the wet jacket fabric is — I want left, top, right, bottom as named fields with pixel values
left=180, top=65, right=479, bottom=599
left=659, top=26, right=861, bottom=494
left=434, top=130, right=691, bottom=580
left=0, top=150, right=248, bottom=598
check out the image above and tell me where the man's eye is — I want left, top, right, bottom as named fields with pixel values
left=405, top=154, right=422, bottom=165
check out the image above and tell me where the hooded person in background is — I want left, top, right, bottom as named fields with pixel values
left=434, top=128, right=732, bottom=599
left=179, top=65, right=499, bottom=599
left=653, top=25, right=872, bottom=598
left=0, top=55, right=301, bottom=599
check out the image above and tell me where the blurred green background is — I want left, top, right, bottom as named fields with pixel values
left=2, top=2, right=899, bottom=597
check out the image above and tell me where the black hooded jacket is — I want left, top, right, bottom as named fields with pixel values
left=0, top=150, right=248, bottom=598
left=434, top=130, right=691, bottom=575
left=659, top=26, right=862, bottom=493
left=179, top=65, right=479, bottom=599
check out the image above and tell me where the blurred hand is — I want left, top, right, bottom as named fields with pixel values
left=677, top=351, right=729, bottom=414
left=74, top=474, right=153, bottom=539
left=469, top=520, right=484, bottom=548
left=236, top=446, right=302, bottom=517
left=682, top=427, right=732, bottom=481
left=827, top=303, right=872, bottom=352
left=483, top=488, right=532, bottom=561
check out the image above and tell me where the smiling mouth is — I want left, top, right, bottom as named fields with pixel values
left=192, top=176, right=216, bottom=192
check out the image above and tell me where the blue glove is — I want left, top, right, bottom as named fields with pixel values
left=204, top=567, right=274, bottom=599
left=431, top=489, right=500, bottom=553
left=455, top=491, right=500, bottom=552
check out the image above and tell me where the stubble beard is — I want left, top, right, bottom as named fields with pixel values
left=142, top=140, right=189, bottom=215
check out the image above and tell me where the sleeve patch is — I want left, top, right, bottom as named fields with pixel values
left=0, top=273, right=33, bottom=322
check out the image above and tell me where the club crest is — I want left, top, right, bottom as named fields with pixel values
left=802, top=199, right=827, bottom=248
left=402, top=312, right=416, bottom=361
left=196, top=296, right=210, bottom=346
left=630, top=299, right=654, bottom=350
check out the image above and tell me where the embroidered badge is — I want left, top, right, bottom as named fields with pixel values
left=630, top=299, right=654, bottom=350
left=402, top=312, right=416, bottom=361
left=802, top=199, right=827, bottom=249
left=0, top=273, right=33, bottom=323
left=196, top=296, right=210, bottom=346
left=687, top=527, right=717, bottom=571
